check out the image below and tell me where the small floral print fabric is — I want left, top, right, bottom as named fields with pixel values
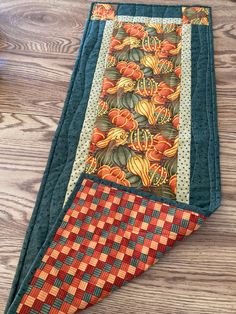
left=85, top=21, right=182, bottom=200
left=182, top=7, right=209, bottom=25
left=91, top=3, right=117, bottom=21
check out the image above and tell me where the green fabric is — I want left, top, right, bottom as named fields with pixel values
left=189, top=20, right=221, bottom=211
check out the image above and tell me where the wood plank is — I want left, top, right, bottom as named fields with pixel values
left=0, top=0, right=87, bottom=117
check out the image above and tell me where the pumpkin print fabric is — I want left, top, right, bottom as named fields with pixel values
left=85, top=21, right=182, bottom=200
left=182, top=7, right=209, bottom=25
left=91, top=3, right=117, bottom=21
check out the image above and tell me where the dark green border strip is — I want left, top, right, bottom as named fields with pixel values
left=189, top=7, right=221, bottom=214
left=93, top=1, right=212, bottom=9
left=208, top=8, right=221, bottom=212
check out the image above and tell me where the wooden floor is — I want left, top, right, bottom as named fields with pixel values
left=0, top=0, right=236, bottom=313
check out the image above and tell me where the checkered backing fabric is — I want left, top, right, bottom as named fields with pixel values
left=17, top=178, right=205, bottom=313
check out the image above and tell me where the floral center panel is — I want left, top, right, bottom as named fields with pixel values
left=85, top=21, right=182, bottom=200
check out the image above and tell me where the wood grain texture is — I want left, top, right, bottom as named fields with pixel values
left=0, top=0, right=235, bottom=313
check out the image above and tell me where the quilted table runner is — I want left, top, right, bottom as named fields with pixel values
left=6, top=2, right=220, bottom=313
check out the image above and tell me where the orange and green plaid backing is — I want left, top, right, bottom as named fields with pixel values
left=17, top=178, right=205, bottom=313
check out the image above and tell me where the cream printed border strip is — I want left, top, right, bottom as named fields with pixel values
left=65, top=19, right=192, bottom=204
left=176, top=24, right=192, bottom=204
left=116, top=16, right=182, bottom=24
